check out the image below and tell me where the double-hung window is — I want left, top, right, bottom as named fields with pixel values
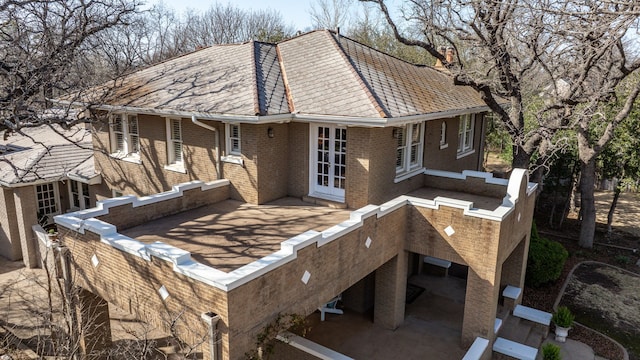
left=166, top=118, right=184, bottom=171
left=227, top=124, right=241, bottom=155
left=395, top=122, right=425, bottom=177
left=439, top=122, right=448, bottom=149
left=222, top=123, right=243, bottom=165
left=110, top=114, right=140, bottom=161
left=457, top=114, right=475, bottom=157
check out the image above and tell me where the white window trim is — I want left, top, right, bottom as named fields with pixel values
left=457, top=114, right=475, bottom=158
left=109, top=114, right=141, bottom=164
left=68, top=180, right=91, bottom=211
left=223, top=123, right=244, bottom=165
left=36, top=182, right=60, bottom=225
left=395, top=122, right=425, bottom=179
left=165, top=118, right=185, bottom=173
left=439, top=121, right=449, bottom=149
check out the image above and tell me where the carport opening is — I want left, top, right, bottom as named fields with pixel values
left=295, top=253, right=469, bottom=359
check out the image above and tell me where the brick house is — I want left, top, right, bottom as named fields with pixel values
left=53, top=30, right=537, bottom=359
left=0, top=125, right=102, bottom=267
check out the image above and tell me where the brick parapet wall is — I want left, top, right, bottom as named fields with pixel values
left=94, top=181, right=229, bottom=231
left=60, top=228, right=230, bottom=359
left=423, top=170, right=509, bottom=199
left=225, top=206, right=408, bottom=359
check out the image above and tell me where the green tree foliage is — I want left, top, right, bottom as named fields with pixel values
left=526, top=222, right=569, bottom=287
left=599, top=102, right=640, bottom=191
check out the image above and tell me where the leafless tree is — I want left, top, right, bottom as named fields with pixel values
left=0, top=0, right=141, bottom=133
left=310, top=0, right=354, bottom=30
left=0, top=235, right=211, bottom=359
left=363, top=0, right=640, bottom=247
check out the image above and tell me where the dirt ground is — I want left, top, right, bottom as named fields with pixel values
left=0, top=256, right=176, bottom=359
left=560, top=263, right=640, bottom=359
left=525, top=190, right=640, bottom=360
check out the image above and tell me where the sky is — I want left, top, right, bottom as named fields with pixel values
left=152, top=0, right=325, bottom=32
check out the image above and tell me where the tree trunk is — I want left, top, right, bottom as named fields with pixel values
left=578, top=158, right=597, bottom=248
left=607, top=185, right=621, bottom=235
left=511, top=144, right=531, bottom=170
left=559, top=161, right=579, bottom=229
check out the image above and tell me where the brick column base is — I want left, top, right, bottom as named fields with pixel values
left=77, top=288, right=112, bottom=359
left=374, top=252, right=408, bottom=330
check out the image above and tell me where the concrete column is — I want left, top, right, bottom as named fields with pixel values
left=13, top=186, right=38, bottom=268
left=462, top=268, right=499, bottom=346
left=374, top=252, right=408, bottom=330
left=77, top=288, right=112, bottom=359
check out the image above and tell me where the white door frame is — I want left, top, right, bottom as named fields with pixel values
left=308, top=124, right=347, bottom=202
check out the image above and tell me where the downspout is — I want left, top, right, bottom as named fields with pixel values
left=201, top=312, right=220, bottom=360
left=191, top=115, right=222, bottom=180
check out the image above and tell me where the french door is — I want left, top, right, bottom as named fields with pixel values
left=309, top=124, right=346, bottom=202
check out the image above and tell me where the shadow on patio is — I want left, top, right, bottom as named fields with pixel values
left=296, top=273, right=468, bottom=359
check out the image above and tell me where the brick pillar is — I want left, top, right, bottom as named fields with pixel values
left=77, top=288, right=112, bottom=359
left=13, top=186, right=38, bottom=268
left=501, top=237, right=528, bottom=290
left=374, top=252, right=408, bottom=329
left=462, top=268, right=499, bottom=346
left=0, top=188, right=22, bottom=261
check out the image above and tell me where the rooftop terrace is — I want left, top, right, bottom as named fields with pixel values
left=121, top=198, right=351, bottom=272
left=55, top=169, right=535, bottom=291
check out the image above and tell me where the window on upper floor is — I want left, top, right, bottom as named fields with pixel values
left=395, top=122, right=425, bottom=176
left=457, top=114, right=475, bottom=157
left=227, top=124, right=241, bottom=155
left=110, top=114, right=140, bottom=160
left=69, top=180, right=91, bottom=210
left=166, top=118, right=184, bottom=170
left=440, top=121, right=448, bottom=149
left=222, top=123, right=244, bottom=165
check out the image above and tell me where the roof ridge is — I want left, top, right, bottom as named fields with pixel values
left=250, top=41, right=262, bottom=116
left=275, top=43, right=296, bottom=113
left=326, top=31, right=390, bottom=118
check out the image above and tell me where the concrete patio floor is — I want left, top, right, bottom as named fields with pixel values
left=120, top=197, right=351, bottom=272
left=300, top=273, right=468, bottom=359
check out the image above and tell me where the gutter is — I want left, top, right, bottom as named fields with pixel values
left=191, top=116, right=222, bottom=179
left=55, top=100, right=490, bottom=128
left=0, top=176, right=65, bottom=188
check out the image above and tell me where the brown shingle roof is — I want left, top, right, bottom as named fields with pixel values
left=80, top=30, right=487, bottom=120
left=336, top=35, right=485, bottom=117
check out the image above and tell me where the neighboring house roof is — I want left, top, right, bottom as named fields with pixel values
left=0, top=125, right=99, bottom=187
left=68, top=30, right=488, bottom=121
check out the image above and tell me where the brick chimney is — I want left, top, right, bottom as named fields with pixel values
left=445, top=47, right=456, bottom=64
left=434, top=47, right=447, bottom=67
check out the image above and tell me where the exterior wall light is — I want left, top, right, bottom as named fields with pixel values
left=267, top=127, right=274, bottom=138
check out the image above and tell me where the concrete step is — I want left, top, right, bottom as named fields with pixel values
left=493, top=337, right=537, bottom=360
left=302, top=196, right=348, bottom=209
left=499, top=315, right=532, bottom=344
left=524, top=324, right=547, bottom=349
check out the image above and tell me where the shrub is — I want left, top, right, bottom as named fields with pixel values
left=552, top=306, right=575, bottom=328
left=526, top=222, right=569, bottom=287
left=542, top=343, right=562, bottom=360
